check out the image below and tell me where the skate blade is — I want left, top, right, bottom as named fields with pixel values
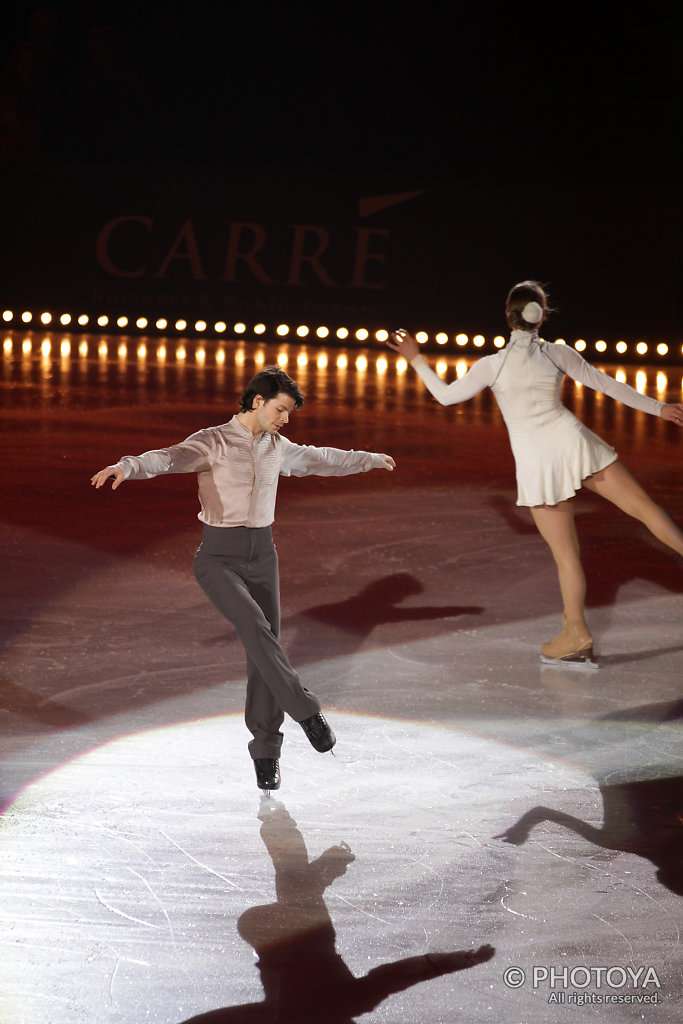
left=540, top=653, right=599, bottom=671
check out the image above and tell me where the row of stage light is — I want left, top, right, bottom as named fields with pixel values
left=1, top=309, right=681, bottom=362
left=4, top=334, right=679, bottom=399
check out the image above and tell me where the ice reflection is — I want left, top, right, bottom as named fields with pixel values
left=2, top=331, right=682, bottom=438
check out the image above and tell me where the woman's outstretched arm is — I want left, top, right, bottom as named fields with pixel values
left=547, top=343, right=683, bottom=422
left=388, top=329, right=496, bottom=406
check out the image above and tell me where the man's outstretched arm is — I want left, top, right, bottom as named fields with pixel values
left=280, top=437, right=395, bottom=478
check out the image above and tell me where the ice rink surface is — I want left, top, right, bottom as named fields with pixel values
left=1, top=335, right=681, bottom=1023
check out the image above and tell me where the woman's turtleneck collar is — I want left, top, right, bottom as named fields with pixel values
left=509, top=329, right=539, bottom=348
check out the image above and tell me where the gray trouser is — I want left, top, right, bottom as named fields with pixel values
left=194, top=525, right=320, bottom=758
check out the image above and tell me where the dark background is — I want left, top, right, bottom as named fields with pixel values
left=3, top=2, right=681, bottom=182
left=2, top=3, right=681, bottom=339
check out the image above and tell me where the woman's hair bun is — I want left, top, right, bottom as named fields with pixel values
left=521, top=301, right=544, bottom=324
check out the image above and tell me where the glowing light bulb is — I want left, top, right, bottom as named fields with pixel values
left=276, top=324, right=289, bottom=337
left=595, top=340, right=607, bottom=353
left=376, top=329, right=389, bottom=342
left=435, top=332, right=448, bottom=345
left=22, top=311, right=32, bottom=324
left=415, top=332, right=428, bottom=344
left=616, top=341, right=627, bottom=354
left=156, top=318, right=168, bottom=330
left=493, top=336, right=505, bottom=348
left=116, top=317, right=128, bottom=328
left=2, top=311, right=13, bottom=322
left=356, top=329, right=369, bottom=342
left=657, top=343, right=668, bottom=356
left=41, top=312, right=52, bottom=325
left=60, top=314, right=71, bottom=326
left=473, top=335, right=485, bottom=348
left=214, top=321, right=227, bottom=333
left=636, top=342, right=648, bottom=355
left=195, top=320, right=207, bottom=332
left=136, top=317, right=148, bottom=330
left=234, top=322, right=246, bottom=334
left=297, top=326, right=309, bottom=338
left=336, top=327, right=349, bottom=340
left=316, top=327, right=329, bottom=339
left=97, top=315, right=109, bottom=327
left=456, top=333, right=468, bottom=346
left=574, top=339, right=586, bottom=352
left=254, top=323, right=266, bottom=335
left=78, top=314, right=89, bottom=326
left=175, top=319, right=187, bottom=332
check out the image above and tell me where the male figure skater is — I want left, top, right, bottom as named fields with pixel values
left=91, top=365, right=395, bottom=791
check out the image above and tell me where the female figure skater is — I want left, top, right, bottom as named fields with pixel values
left=388, top=281, right=683, bottom=666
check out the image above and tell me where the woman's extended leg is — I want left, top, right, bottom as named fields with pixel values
left=582, top=460, right=683, bottom=556
left=530, top=500, right=594, bottom=663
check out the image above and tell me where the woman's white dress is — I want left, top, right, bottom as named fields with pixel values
left=411, top=330, right=663, bottom=507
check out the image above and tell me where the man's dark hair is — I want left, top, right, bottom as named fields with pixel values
left=239, top=365, right=305, bottom=412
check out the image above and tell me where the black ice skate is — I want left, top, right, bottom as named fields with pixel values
left=299, top=712, right=336, bottom=752
left=254, top=757, right=280, bottom=795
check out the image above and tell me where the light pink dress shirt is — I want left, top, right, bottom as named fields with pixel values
left=116, top=415, right=384, bottom=527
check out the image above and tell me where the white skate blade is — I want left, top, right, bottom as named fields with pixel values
left=540, top=654, right=599, bottom=671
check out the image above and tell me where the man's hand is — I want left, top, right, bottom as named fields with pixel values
left=377, top=454, right=396, bottom=471
left=660, top=403, right=683, bottom=425
left=91, top=466, right=125, bottom=490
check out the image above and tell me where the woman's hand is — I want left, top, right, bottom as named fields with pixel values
left=660, top=403, right=683, bottom=426
left=376, top=454, right=396, bottom=471
left=387, top=329, right=420, bottom=362
left=91, top=465, right=125, bottom=490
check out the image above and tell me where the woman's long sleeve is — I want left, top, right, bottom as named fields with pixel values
left=410, top=354, right=497, bottom=406
left=546, top=345, right=663, bottom=416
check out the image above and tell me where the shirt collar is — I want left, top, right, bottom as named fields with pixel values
left=230, top=414, right=258, bottom=439
left=509, top=329, right=539, bottom=348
